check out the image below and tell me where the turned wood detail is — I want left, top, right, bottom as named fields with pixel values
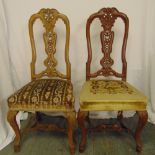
left=135, top=111, right=148, bottom=152
left=66, top=111, right=76, bottom=155
left=7, top=111, right=21, bottom=152
left=29, top=8, right=71, bottom=80
left=86, top=7, right=129, bottom=81
left=77, top=111, right=89, bottom=153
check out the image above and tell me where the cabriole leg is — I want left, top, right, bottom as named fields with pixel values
left=135, top=111, right=148, bottom=152
left=66, top=111, right=76, bottom=155
left=77, top=110, right=88, bottom=153
left=7, top=110, right=21, bottom=152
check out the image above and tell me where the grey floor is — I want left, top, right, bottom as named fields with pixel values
left=0, top=113, right=155, bottom=155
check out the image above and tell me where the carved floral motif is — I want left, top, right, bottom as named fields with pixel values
left=99, top=8, right=118, bottom=30
left=86, top=7, right=129, bottom=79
left=98, top=8, right=118, bottom=74
left=39, top=9, right=59, bottom=77
left=30, top=8, right=71, bottom=80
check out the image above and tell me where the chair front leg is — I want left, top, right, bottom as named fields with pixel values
left=7, top=110, right=21, bottom=152
left=135, top=111, right=148, bottom=152
left=77, top=110, right=88, bottom=153
left=66, top=111, right=76, bottom=155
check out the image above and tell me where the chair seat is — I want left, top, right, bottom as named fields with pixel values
left=8, top=79, right=74, bottom=111
left=80, top=80, right=147, bottom=111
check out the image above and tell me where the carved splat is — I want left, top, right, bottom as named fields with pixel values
left=29, top=9, right=71, bottom=80
left=43, top=31, right=57, bottom=76
left=86, top=8, right=129, bottom=80
left=99, top=8, right=118, bottom=75
left=40, top=9, right=58, bottom=77
left=100, top=30, right=114, bottom=74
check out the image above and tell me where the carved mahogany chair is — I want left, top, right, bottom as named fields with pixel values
left=78, top=7, right=148, bottom=153
left=7, top=9, right=76, bottom=155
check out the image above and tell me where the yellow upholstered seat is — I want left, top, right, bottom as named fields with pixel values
left=80, top=80, right=147, bottom=111
left=78, top=8, right=148, bottom=153
left=8, top=79, right=74, bottom=111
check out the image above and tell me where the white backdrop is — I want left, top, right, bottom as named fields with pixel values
left=0, top=0, right=155, bottom=150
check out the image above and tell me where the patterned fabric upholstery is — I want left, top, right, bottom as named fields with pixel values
left=8, top=79, right=74, bottom=111
left=80, top=80, right=147, bottom=111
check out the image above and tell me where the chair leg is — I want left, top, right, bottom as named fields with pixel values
left=77, top=110, right=88, bottom=153
left=117, top=111, right=126, bottom=128
left=66, top=111, right=76, bottom=155
left=36, top=112, right=42, bottom=122
left=134, top=111, right=148, bottom=152
left=7, top=110, right=21, bottom=152
left=117, top=111, right=123, bottom=120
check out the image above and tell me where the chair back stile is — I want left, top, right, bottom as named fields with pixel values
left=29, top=9, right=71, bottom=81
left=86, top=8, right=129, bottom=81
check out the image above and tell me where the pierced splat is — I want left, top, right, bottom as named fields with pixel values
left=99, top=8, right=117, bottom=75
left=100, top=30, right=114, bottom=71
left=41, top=9, right=59, bottom=77
left=86, top=8, right=129, bottom=80
left=43, top=31, right=57, bottom=76
left=29, top=8, right=71, bottom=80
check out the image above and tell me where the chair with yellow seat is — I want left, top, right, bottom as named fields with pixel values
left=7, top=8, right=76, bottom=155
left=78, top=7, right=148, bottom=153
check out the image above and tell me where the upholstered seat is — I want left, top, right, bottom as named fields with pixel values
left=8, top=79, right=74, bottom=111
left=7, top=9, right=76, bottom=155
left=78, top=8, right=148, bottom=153
left=80, top=80, right=147, bottom=111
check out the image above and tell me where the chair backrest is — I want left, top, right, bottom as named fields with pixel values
left=29, top=8, right=71, bottom=80
left=86, top=8, right=129, bottom=81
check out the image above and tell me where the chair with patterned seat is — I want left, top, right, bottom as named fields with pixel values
left=7, top=8, right=76, bottom=155
left=78, top=7, right=148, bottom=153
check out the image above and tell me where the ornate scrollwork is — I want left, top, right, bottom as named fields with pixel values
left=39, top=8, right=59, bottom=29
left=43, top=31, right=58, bottom=76
left=39, top=9, right=59, bottom=77
left=98, top=8, right=118, bottom=74
left=29, top=8, right=71, bottom=80
left=99, top=8, right=118, bottom=30
left=86, top=7, right=129, bottom=80
left=100, top=31, right=114, bottom=69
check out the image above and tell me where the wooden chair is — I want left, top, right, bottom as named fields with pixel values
left=7, top=8, right=76, bottom=155
left=78, top=7, right=148, bottom=153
